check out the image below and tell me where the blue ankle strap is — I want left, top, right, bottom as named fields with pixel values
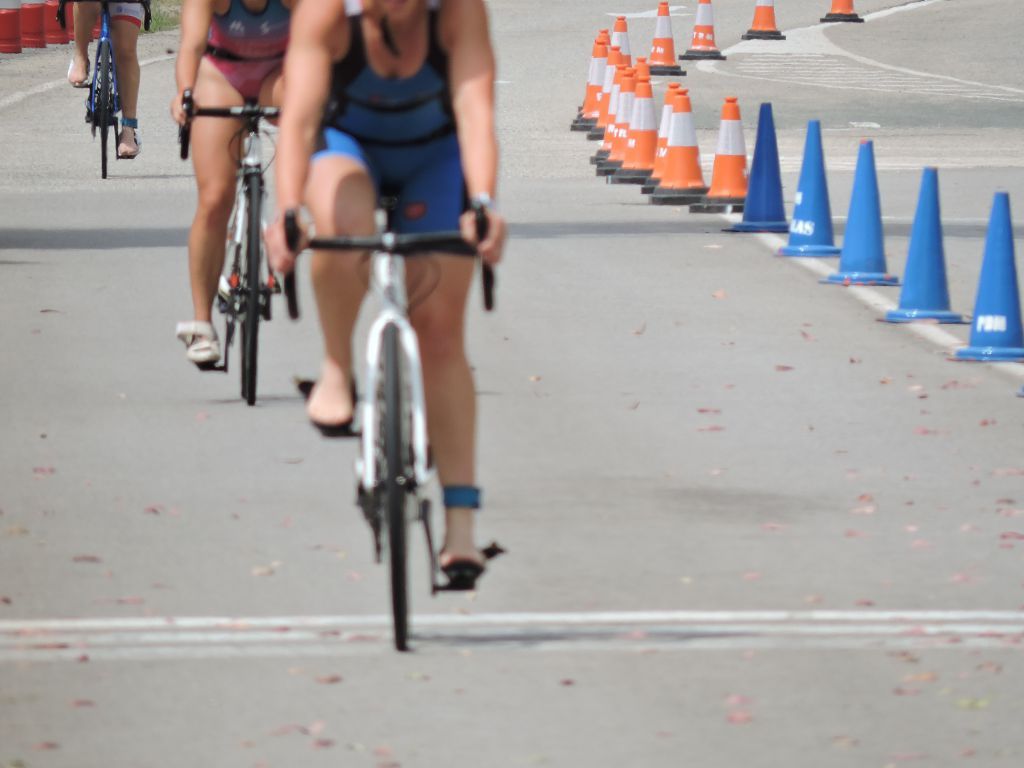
left=121, top=117, right=138, bottom=129
left=443, top=485, right=481, bottom=510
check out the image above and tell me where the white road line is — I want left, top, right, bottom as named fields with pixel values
left=2, top=610, right=1023, bottom=660
left=698, top=2, right=1024, bottom=104
left=0, top=54, right=173, bottom=112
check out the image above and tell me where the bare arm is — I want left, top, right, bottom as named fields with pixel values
left=171, top=0, right=214, bottom=123
left=266, top=0, right=345, bottom=271
left=445, top=0, right=505, bottom=263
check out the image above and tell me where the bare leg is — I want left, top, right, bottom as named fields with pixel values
left=112, top=19, right=141, bottom=156
left=304, top=156, right=375, bottom=425
left=68, top=3, right=99, bottom=85
left=187, top=59, right=244, bottom=324
left=409, top=258, right=481, bottom=566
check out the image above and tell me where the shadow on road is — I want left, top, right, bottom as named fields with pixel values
left=0, top=228, right=189, bottom=250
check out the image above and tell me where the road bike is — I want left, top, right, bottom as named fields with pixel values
left=284, top=206, right=496, bottom=651
left=57, top=0, right=152, bottom=179
left=178, top=90, right=283, bottom=406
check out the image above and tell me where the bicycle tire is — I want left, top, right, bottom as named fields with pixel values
left=383, top=323, right=409, bottom=651
left=240, top=175, right=262, bottom=406
left=97, top=41, right=112, bottom=180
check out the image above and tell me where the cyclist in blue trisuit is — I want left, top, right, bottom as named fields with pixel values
left=266, top=0, right=507, bottom=586
left=67, top=2, right=144, bottom=158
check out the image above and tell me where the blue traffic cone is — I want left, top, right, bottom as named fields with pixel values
left=823, top=140, right=899, bottom=286
left=727, top=103, right=787, bottom=233
left=954, top=193, right=1024, bottom=362
left=779, top=121, right=840, bottom=256
left=885, top=169, right=965, bottom=324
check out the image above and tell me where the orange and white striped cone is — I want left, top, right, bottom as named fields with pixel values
left=611, top=75, right=659, bottom=184
left=690, top=96, right=747, bottom=213
left=821, top=0, right=863, bottom=23
left=633, top=56, right=651, bottom=84
left=743, top=0, right=785, bottom=40
left=591, top=60, right=626, bottom=163
left=649, top=2, right=685, bottom=77
left=572, top=32, right=609, bottom=132
left=642, top=82, right=683, bottom=194
left=611, top=15, right=632, bottom=67
left=650, top=89, right=708, bottom=205
left=588, top=45, right=622, bottom=144
left=680, top=0, right=725, bottom=61
left=597, top=68, right=636, bottom=176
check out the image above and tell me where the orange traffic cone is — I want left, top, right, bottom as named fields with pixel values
left=681, top=0, right=725, bottom=61
left=690, top=96, right=747, bottom=213
left=611, top=15, right=632, bottom=67
left=589, top=45, right=623, bottom=143
left=611, top=75, right=659, bottom=184
left=633, top=56, right=651, bottom=83
left=643, top=82, right=683, bottom=193
left=573, top=32, right=609, bottom=132
left=650, top=89, right=708, bottom=205
left=822, top=1, right=863, bottom=23
left=598, top=68, right=636, bottom=176
left=592, top=60, right=626, bottom=163
left=649, top=3, right=685, bottom=77
left=743, top=1, right=785, bottom=40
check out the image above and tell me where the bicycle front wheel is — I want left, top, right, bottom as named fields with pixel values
left=96, top=41, right=113, bottom=180
left=240, top=175, right=262, bottom=406
left=382, top=323, right=409, bottom=651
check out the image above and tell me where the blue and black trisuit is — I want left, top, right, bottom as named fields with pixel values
left=316, top=0, right=465, bottom=234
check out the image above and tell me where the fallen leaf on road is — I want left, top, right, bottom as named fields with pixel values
left=698, top=425, right=725, bottom=432
left=711, top=290, right=727, bottom=300
left=72, top=555, right=103, bottom=564
left=775, top=364, right=794, bottom=372
left=957, top=698, right=990, bottom=710
left=32, top=467, right=56, bottom=477
left=726, top=711, right=753, bottom=724
left=315, top=675, right=343, bottom=685
left=633, top=322, right=647, bottom=336
left=313, top=739, right=335, bottom=749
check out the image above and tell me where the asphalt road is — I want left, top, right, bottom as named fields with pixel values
left=2, top=1, right=1024, bottom=766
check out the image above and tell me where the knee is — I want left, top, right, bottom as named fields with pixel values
left=194, top=185, right=235, bottom=228
left=417, top=311, right=465, bottom=367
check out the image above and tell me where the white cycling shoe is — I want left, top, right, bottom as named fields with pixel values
left=175, top=321, right=221, bottom=367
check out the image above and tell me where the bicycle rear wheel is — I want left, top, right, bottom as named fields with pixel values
left=240, top=175, right=262, bottom=406
left=96, top=41, right=113, bottom=180
left=382, top=323, right=409, bottom=650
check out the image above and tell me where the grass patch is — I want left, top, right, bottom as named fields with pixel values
left=149, top=0, right=182, bottom=33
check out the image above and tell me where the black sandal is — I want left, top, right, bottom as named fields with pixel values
left=438, top=542, right=505, bottom=592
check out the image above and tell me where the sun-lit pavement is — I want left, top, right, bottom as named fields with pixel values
left=2, top=1, right=1023, bottom=766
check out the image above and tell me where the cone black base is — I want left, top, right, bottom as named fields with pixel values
left=649, top=187, right=708, bottom=205
left=609, top=168, right=653, bottom=184
left=587, top=128, right=606, bottom=141
left=590, top=149, right=611, bottom=165
left=680, top=49, right=726, bottom=61
left=596, top=160, right=623, bottom=177
left=648, top=64, right=686, bottom=76
left=641, top=178, right=662, bottom=195
left=742, top=30, right=785, bottom=40
left=690, top=197, right=745, bottom=214
left=571, top=117, right=597, bottom=132
left=821, top=13, right=863, bottom=22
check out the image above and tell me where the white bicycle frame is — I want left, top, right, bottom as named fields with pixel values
left=356, top=248, right=433, bottom=495
left=219, top=129, right=266, bottom=300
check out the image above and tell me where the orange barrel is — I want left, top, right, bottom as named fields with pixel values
left=43, top=0, right=67, bottom=44
left=21, top=0, right=46, bottom=48
left=0, top=0, right=22, bottom=53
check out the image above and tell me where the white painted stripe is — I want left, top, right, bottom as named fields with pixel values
left=4, top=609, right=1024, bottom=633
left=700, top=4, right=1024, bottom=103
left=608, top=7, right=690, bottom=20
left=0, top=54, right=174, bottom=112
left=2, top=610, right=1023, bottom=660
